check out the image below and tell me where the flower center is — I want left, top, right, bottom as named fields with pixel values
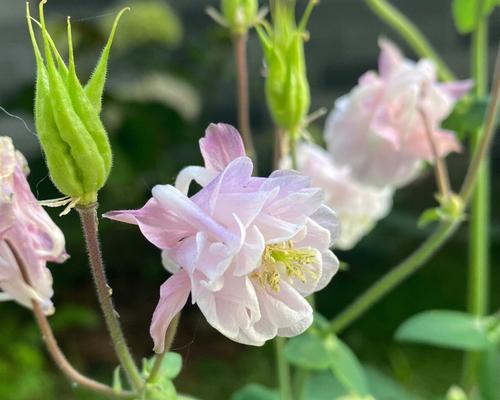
left=252, top=241, right=319, bottom=292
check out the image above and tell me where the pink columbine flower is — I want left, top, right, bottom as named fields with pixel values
left=283, top=143, right=393, bottom=250
left=105, top=124, right=340, bottom=350
left=325, top=38, right=472, bottom=189
left=0, top=137, right=67, bottom=315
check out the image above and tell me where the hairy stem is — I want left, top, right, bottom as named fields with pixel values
left=463, top=5, right=491, bottom=388
left=77, top=205, right=143, bottom=391
left=364, top=0, right=455, bottom=81
left=147, top=313, right=181, bottom=384
left=234, top=33, right=257, bottom=164
left=275, top=336, right=293, bottom=400
left=5, top=240, right=135, bottom=399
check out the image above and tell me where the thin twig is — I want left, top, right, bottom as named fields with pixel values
left=147, top=313, right=181, bottom=384
left=234, top=33, right=257, bottom=164
left=77, top=204, right=143, bottom=391
left=418, top=107, right=452, bottom=199
left=5, top=240, right=135, bottom=399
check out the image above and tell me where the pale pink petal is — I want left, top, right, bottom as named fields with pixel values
left=315, top=250, right=339, bottom=292
left=438, top=80, right=473, bottom=100
left=200, top=123, right=245, bottom=172
left=175, top=166, right=217, bottom=195
left=378, top=37, right=404, bottom=78
left=150, top=269, right=191, bottom=353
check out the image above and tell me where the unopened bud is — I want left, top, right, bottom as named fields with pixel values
left=27, top=1, right=127, bottom=205
left=221, top=0, right=259, bottom=35
left=257, top=0, right=317, bottom=138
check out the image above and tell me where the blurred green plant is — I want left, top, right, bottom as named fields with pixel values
left=100, top=1, right=183, bottom=51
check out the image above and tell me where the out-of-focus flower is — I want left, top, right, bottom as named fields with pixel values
left=256, top=0, right=316, bottom=138
left=26, top=3, right=127, bottom=205
left=325, top=38, right=472, bottom=189
left=0, top=137, right=67, bottom=314
left=283, top=143, right=393, bottom=250
left=105, top=124, right=340, bottom=350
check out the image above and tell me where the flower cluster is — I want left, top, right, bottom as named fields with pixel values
left=106, top=124, right=340, bottom=350
left=289, top=39, right=471, bottom=249
left=0, top=137, right=67, bottom=314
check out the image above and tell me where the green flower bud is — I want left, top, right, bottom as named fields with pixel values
left=256, top=0, right=317, bottom=138
left=221, top=0, right=259, bottom=35
left=26, top=1, right=127, bottom=205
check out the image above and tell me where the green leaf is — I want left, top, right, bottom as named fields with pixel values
left=284, top=334, right=332, bottom=370
left=303, top=371, right=348, bottom=400
left=452, top=0, right=479, bottom=33
left=479, top=345, right=500, bottom=400
left=231, top=384, right=279, bottom=400
left=364, top=365, right=422, bottom=400
left=325, top=335, right=369, bottom=396
left=417, top=208, right=443, bottom=228
left=160, top=352, right=183, bottom=379
left=442, top=97, right=489, bottom=139
left=395, top=310, right=492, bottom=350
left=452, top=0, right=499, bottom=33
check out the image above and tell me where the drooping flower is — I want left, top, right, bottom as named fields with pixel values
left=0, top=137, right=67, bottom=314
left=105, top=124, right=340, bottom=350
left=325, top=38, right=472, bottom=189
left=283, top=143, right=393, bottom=250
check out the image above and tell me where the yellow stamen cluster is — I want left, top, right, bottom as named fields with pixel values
left=252, top=241, right=319, bottom=292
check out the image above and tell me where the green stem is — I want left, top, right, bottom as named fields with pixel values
left=463, top=5, right=490, bottom=388
left=364, top=0, right=456, bottom=81
left=275, top=336, right=293, bottom=400
left=329, top=221, right=459, bottom=334
left=77, top=205, right=143, bottom=391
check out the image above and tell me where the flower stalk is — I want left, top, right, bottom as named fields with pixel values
left=5, top=240, right=135, bottom=399
left=77, top=204, right=143, bottom=391
left=234, top=33, right=257, bottom=163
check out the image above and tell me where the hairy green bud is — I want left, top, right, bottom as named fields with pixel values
left=27, top=1, right=127, bottom=205
left=221, top=0, right=259, bottom=35
left=256, top=0, right=317, bottom=138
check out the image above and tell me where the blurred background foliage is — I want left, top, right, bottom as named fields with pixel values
left=0, top=0, right=499, bottom=399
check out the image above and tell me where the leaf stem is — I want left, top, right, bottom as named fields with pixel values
left=5, top=240, right=135, bottom=399
left=77, top=204, right=143, bottom=391
left=234, top=33, right=257, bottom=164
left=364, top=0, right=456, bottom=82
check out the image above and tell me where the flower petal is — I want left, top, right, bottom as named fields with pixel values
left=200, top=123, right=245, bottom=172
left=150, top=269, right=191, bottom=353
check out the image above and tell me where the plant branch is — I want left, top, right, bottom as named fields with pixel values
left=5, top=240, right=135, bottom=399
left=77, top=204, right=143, bottom=391
left=364, top=0, right=456, bottom=82
left=234, top=33, right=257, bottom=164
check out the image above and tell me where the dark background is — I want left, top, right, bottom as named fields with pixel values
left=0, top=0, right=499, bottom=398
